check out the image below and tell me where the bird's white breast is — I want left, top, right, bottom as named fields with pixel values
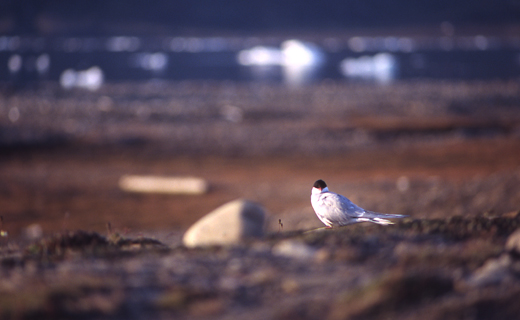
left=311, top=193, right=334, bottom=227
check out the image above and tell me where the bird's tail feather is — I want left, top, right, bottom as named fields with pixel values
left=364, top=210, right=407, bottom=219
left=356, top=217, right=395, bottom=225
left=370, top=217, right=394, bottom=225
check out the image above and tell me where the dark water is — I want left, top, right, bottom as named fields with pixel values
left=1, top=35, right=520, bottom=86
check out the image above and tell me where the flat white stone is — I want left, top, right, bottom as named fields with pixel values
left=119, top=175, right=208, bottom=195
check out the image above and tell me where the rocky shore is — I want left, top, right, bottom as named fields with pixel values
left=1, top=79, right=520, bottom=319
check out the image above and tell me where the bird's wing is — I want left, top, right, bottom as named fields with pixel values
left=320, top=192, right=366, bottom=222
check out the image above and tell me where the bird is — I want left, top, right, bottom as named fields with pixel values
left=311, top=179, right=407, bottom=228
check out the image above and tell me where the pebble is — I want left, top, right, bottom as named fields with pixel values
left=505, top=228, right=520, bottom=254
left=272, top=240, right=316, bottom=260
left=467, top=254, right=513, bottom=287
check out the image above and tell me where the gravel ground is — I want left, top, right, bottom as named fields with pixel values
left=2, top=215, right=520, bottom=320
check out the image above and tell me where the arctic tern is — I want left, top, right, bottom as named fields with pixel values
left=311, top=179, right=406, bottom=228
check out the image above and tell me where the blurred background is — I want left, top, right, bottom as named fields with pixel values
left=1, top=0, right=520, bottom=241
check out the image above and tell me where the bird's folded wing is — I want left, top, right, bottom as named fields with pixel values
left=321, top=192, right=366, bottom=218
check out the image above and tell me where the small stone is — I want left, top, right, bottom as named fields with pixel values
left=467, top=254, right=513, bottom=287
left=247, top=267, right=277, bottom=286
left=218, top=276, right=241, bottom=291
left=281, top=278, right=300, bottom=294
left=226, top=258, right=244, bottom=274
left=24, top=224, right=43, bottom=240
left=314, top=248, right=331, bottom=263
left=188, top=298, right=224, bottom=317
left=272, top=240, right=316, bottom=260
left=505, top=228, right=520, bottom=254
left=182, top=199, right=265, bottom=248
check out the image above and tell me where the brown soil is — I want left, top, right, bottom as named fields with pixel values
left=1, top=138, right=519, bottom=239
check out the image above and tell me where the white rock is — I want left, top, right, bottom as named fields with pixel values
left=182, top=199, right=265, bottom=248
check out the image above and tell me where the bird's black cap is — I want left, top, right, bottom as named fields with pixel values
left=313, top=179, right=327, bottom=189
